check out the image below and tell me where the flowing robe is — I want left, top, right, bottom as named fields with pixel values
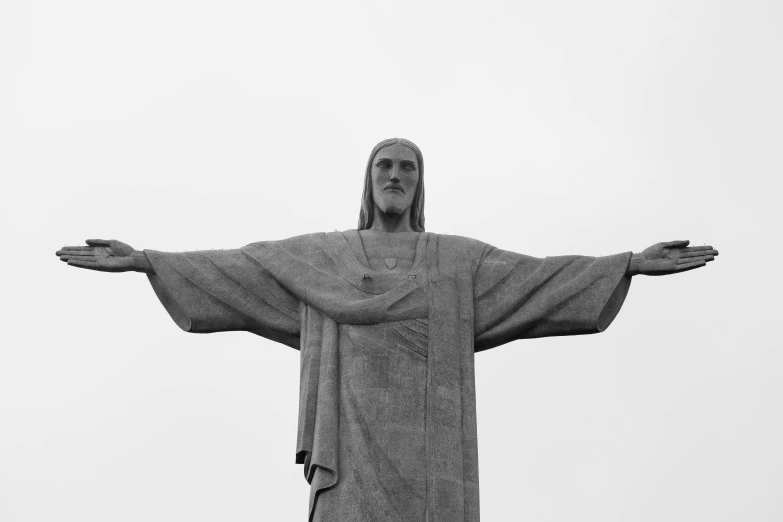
left=144, top=231, right=632, bottom=522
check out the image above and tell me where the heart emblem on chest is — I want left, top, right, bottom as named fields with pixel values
left=384, top=258, right=397, bottom=270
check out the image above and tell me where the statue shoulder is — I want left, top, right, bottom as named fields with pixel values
left=430, top=233, right=489, bottom=261
left=243, top=232, right=331, bottom=254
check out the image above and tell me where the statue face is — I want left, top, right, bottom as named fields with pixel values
left=370, top=144, right=420, bottom=217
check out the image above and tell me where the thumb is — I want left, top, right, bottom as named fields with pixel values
left=86, top=239, right=113, bottom=246
left=662, top=239, right=689, bottom=248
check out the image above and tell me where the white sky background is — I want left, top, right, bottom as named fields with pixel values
left=1, top=0, right=781, bottom=520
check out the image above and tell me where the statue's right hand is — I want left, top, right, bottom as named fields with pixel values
left=56, top=239, right=142, bottom=272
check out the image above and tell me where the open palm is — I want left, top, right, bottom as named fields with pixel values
left=635, top=240, right=718, bottom=276
left=56, top=239, right=138, bottom=272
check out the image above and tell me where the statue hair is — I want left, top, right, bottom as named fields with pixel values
left=358, top=138, right=425, bottom=232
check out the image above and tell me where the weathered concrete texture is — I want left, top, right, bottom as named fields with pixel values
left=144, top=231, right=632, bottom=521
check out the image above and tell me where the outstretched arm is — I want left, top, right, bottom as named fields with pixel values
left=56, top=240, right=301, bottom=346
left=56, top=239, right=153, bottom=274
left=627, top=240, right=719, bottom=277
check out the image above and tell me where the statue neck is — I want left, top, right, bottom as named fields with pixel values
left=370, top=206, right=414, bottom=233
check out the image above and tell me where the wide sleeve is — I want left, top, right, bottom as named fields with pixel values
left=144, top=248, right=301, bottom=349
left=473, top=245, right=632, bottom=352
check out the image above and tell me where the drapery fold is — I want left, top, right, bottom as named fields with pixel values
left=296, top=307, right=340, bottom=518
left=473, top=246, right=632, bottom=350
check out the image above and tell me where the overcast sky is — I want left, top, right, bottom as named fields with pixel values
left=2, top=1, right=781, bottom=521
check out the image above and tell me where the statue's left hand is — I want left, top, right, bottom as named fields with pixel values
left=628, top=240, right=719, bottom=276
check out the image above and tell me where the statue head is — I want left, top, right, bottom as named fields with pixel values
left=358, top=138, right=425, bottom=232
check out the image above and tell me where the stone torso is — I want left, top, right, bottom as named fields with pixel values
left=358, top=230, right=419, bottom=272
left=312, top=230, right=430, bottom=520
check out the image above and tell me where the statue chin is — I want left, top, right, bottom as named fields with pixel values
left=379, top=205, right=405, bottom=216
left=374, top=198, right=409, bottom=217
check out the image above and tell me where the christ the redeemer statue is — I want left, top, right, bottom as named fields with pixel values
left=56, top=138, right=718, bottom=522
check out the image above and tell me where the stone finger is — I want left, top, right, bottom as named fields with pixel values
left=57, top=246, right=96, bottom=254
left=677, top=256, right=713, bottom=264
left=680, top=249, right=718, bottom=259
left=675, top=260, right=707, bottom=271
left=68, top=259, right=100, bottom=268
left=59, top=254, right=100, bottom=262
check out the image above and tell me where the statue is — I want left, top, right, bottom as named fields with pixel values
left=56, top=138, right=718, bottom=522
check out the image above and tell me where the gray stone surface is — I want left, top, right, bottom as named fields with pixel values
left=55, top=138, right=718, bottom=521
